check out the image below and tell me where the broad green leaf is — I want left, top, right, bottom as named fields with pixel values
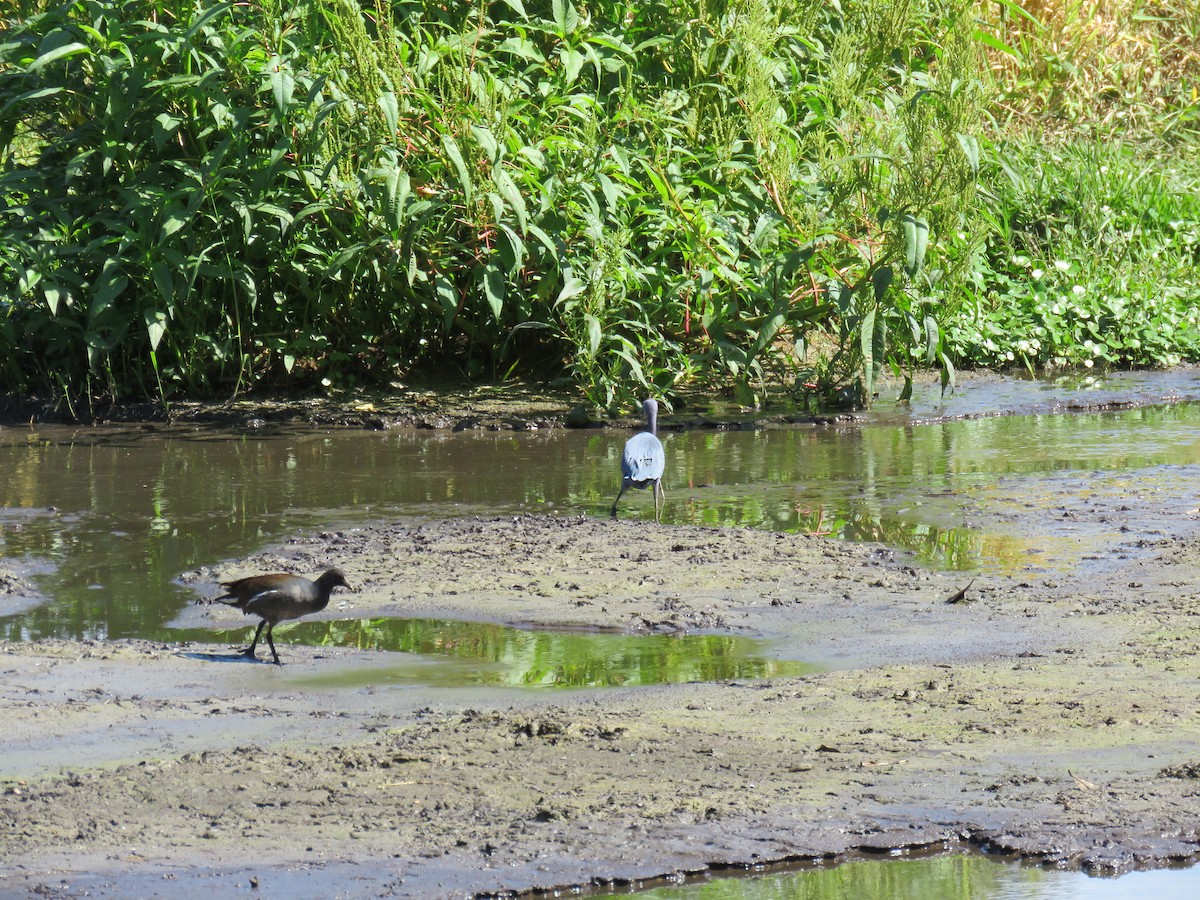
left=233, top=267, right=257, bottom=310
left=561, top=47, right=584, bottom=84
left=749, top=311, right=786, bottom=361
left=378, top=91, right=399, bottom=136
left=614, top=347, right=647, bottom=386
left=871, top=265, right=893, bottom=303
left=91, top=259, right=128, bottom=315
left=442, top=134, right=473, bottom=203
left=973, top=28, right=1020, bottom=58
left=0, top=87, right=61, bottom=120
left=487, top=191, right=505, bottom=226
left=184, top=2, right=233, bottom=39
left=29, top=42, right=89, bottom=72
left=44, top=283, right=63, bottom=316
left=384, top=166, right=410, bottom=232
left=151, top=261, right=174, bottom=305
left=901, top=214, right=929, bottom=276
left=597, top=173, right=620, bottom=212
left=528, top=224, right=559, bottom=262
left=269, top=59, right=294, bottom=113
left=496, top=224, right=526, bottom=274
left=924, top=315, right=939, bottom=364
left=584, top=313, right=601, bottom=357
left=144, top=308, right=167, bottom=350
left=482, top=261, right=505, bottom=320
left=152, top=113, right=182, bottom=152
left=497, top=36, right=544, bottom=62
left=517, top=145, right=546, bottom=169
left=494, top=169, right=527, bottom=231
left=552, top=0, right=580, bottom=36
left=471, top=125, right=499, bottom=162
left=435, top=274, right=458, bottom=329
left=956, top=133, right=980, bottom=174
left=939, top=350, right=956, bottom=396
left=860, top=304, right=876, bottom=401
left=905, top=310, right=922, bottom=346
left=556, top=275, right=587, bottom=305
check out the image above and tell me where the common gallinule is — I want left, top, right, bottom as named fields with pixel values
left=610, top=398, right=665, bottom=523
left=208, top=568, right=351, bottom=664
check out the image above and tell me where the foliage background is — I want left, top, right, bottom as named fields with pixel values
left=1, top=0, right=1198, bottom=413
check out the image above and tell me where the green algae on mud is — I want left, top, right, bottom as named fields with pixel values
left=6, top=513, right=1200, bottom=896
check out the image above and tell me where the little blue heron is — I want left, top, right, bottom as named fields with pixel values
left=610, top=398, right=665, bottom=523
left=205, top=568, right=351, bottom=664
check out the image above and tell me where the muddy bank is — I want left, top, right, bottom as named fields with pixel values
left=5, top=511, right=1200, bottom=897
left=6, top=367, right=1200, bottom=431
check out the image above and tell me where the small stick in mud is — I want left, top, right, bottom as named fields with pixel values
left=944, top=579, right=976, bottom=604
left=203, top=569, right=352, bottom=664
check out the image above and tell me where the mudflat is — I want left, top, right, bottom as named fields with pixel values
left=4, top=494, right=1200, bottom=896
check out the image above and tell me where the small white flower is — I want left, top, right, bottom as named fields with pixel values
left=1054, top=260, right=1071, bottom=272
left=1032, top=269, right=1044, bottom=280
left=1072, top=285, right=1086, bottom=296
left=1084, top=358, right=1094, bottom=368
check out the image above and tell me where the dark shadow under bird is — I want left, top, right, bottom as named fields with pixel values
left=611, top=398, right=665, bottom=523
left=206, top=568, right=351, bottom=665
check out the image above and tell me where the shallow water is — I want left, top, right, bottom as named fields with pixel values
left=633, top=854, right=1200, bottom=899
left=5, top=382, right=1200, bottom=660
left=173, top=617, right=813, bottom=688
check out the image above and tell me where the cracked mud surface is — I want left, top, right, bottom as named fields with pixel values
left=6, top=499, right=1200, bottom=896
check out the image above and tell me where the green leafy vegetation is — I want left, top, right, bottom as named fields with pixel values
left=0, top=0, right=1197, bottom=414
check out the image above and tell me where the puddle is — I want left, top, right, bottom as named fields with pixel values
left=171, top=617, right=814, bottom=688
left=630, top=853, right=1200, bottom=899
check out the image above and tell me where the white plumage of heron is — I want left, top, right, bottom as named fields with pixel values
left=610, top=398, right=665, bottom=523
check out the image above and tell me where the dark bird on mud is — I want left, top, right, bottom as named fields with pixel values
left=208, top=569, right=351, bottom=665
left=611, top=398, right=665, bottom=524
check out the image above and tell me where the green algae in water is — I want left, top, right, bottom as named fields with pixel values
left=174, top=617, right=814, bottom=688
left=631, top=854, right=1200, bottom=899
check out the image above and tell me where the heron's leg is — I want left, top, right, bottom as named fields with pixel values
left=265, top=624, right=281, bottom=665
left=241, top=620, right=266, bottom=659
left=654, top=480, right=664, bottom=524
left=610, top=479, right=630, bottom=519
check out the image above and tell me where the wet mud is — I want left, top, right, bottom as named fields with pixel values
left=6, top=499, right=1200, bottom=896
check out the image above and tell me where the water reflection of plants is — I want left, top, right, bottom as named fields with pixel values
left=676, top=493, right=986, bottom=571
left=252, top=618, right=811, bottom=688
left=636, top=852, right=1043, bottom=899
